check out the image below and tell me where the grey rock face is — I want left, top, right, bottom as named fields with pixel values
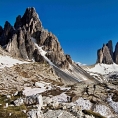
left=97, top=49, right=103, bottom=63
left=37, top=31, right=69, bottom=68
left=97, top=40, right=118, bottom=64
left=106, top=40, right=113, bottom=59
left=97, top=45, right=113, bottom=64
left=14, top=15, right=22, bottom=30
left=97, top=41, right=113, bottom=64
left=114, top=42, right=118, bottom=64
left=0, top=7, right=71, bottom=69
left=66, top=54, right=72, bottom=64
left=102, top=45, right=113, bottom=64
left=0, top=21, right=14, bottom=46
left=0, top=26, right=3, bottom=36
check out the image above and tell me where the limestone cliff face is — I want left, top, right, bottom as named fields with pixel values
left=97, top=40, right=118, bottom=64
left=114, top=42, right=118, bottom=64
left=0, top=7, right=71, bottom=69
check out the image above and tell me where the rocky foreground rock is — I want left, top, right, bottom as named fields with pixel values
left=97, top=40, right=118, bottom=64
left=0, top=60, right=118, bottom=118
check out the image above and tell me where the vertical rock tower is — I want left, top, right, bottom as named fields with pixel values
left=97, top=40, right=118, bottom=64
left=0, top=7, right=72, bottom=69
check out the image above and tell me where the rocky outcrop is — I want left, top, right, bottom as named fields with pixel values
left=0, top=21, right=14, bottom=46
left=97, top=40, right=118, bottom=64
left=106, top=40, right=113, bottom=59
left=0, top=26, right=3, bottom=36
left=0, top=7, right=71, bottom=69
left=65, top=54, right=72, bottom=64
left=114, top=42, right=118, bottom=64
left=97, top=44, right=113, bottom=64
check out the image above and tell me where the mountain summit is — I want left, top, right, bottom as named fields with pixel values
left=97, top=40, right=118, bottom=64
left=0, top=7, right=70, bottom=69
left=0, top=7, right=96, bottom=83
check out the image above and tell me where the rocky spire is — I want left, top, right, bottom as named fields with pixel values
left=14, top=15, right=22, bottom=29
left=114, top=42, right=118, bottom=64
left=0, top=26, right=3, bottom=36
left=97, top=41, right=113, bottom=64
left=0, top=7, right=72, bottom=69
left=106, top=40, right=113, bottom=59
left=0, top=21, right=14, bottom=46
left=14, top=7, right=42, bottom=33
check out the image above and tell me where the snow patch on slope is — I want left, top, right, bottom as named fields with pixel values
left=0, top=55, right=29, bottom=69
left=76, top=62, right=86, bottom=66
left=35, top=44, right=55, bottom=66
left=52, top=93, right=69, bottom=103
left=30, top=37, right=54, bottom=66
left=23, top=81, right=52, bottom=96
left=88, top=63, right=118, bottom=75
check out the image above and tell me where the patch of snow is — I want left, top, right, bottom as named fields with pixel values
left=23, top=81, right=52, bottom=96
left=35, top=43, right=54, bottom=66
left=88, top=63, right=118, bottom=75
left=89, top=73, right=103, bottom=82
left=35, top=81, right=52, bottom=90
left=52, top=93, right=69, bottom=103
left=23, top=87, right=45, bottom=96
left=75, top=97, right=92, bottom=110
left=0, top=55, right=29, bottom=69
left=76, top=62, right=86, bottom=66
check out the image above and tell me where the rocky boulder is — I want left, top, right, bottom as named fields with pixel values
left=14, top=98, right=24, bottom=106
left=27, top=109, right=44, bottom=118
left=24, top=94, right=43, bottom=109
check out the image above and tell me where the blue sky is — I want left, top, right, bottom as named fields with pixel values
left=0, top=0, right=118, bottom=64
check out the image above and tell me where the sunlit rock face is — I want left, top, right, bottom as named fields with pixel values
left=97, top=40, right=118, bottom=64
left=0, top=7, right=72, bottom=69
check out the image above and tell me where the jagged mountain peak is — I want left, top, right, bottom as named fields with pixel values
left=97, top=40, right=118, bottom=64
left=0, top=7, right=70, bottom=69
left=14, top=7, right=42, bottom=32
